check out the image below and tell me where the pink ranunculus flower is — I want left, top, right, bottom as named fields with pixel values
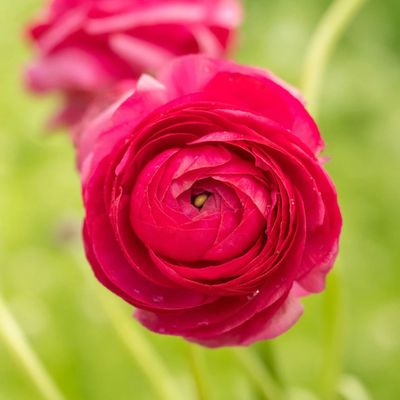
left=25, top=0, right=242, bottom=127
left=80, top=55, right=342, bottom=347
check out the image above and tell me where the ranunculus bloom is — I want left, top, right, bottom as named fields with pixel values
left=25, top=0, right=242, bottom=127
left=80, top=55, right=342, bottom=347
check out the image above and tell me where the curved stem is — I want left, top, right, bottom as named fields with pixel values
left=0, top=294, right=66, bottom=400
left=232, top=348, right=284, bottom=400
left=320, top=272, right=344, bottom=400
left=300, top=2, right=366, bottom=399
left=186, top=344, right=210, bottom=400
left=72, top=249, right=182, bottom=400
left=255, top=341, right=283, bottom=387
left=301, top=0, right=367, bottom=115
left=94, top=287, right=182, bottom=400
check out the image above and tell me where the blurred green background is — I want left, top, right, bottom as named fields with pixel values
left=1, top=0, right=399, bottom=399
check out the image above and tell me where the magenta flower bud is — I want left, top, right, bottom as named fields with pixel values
left=25, top=0, right=242, bottom=127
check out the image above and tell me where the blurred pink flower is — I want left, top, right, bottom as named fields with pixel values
left=25, top=0, right=242, bottom=127
left=80, top=55, right=342, bottom=347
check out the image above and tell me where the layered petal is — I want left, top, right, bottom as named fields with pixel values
left=26, top=0, right=242, bottom=127
left=80, top=55, right=342, bottom=347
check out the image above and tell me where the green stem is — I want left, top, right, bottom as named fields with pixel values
left=320, top=272, right=344, bottom=400
left=254, top=341, right=283, bottom=387
left=186, top=344, right=210, bottom=400
left=301, top=0, right=367, bottom=115
left=0, top=294, right=66, bottom=400
left=73, top=250, right=182, bottom=400
left=94, top=287, right=182, bottom=400
left=232, top=348, right=284, bottom=400
left=300, top=1, right=366, bottom=398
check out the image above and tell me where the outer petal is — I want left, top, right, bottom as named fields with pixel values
left=26, top=48, right=114, bottom=92
left=191, top=291, right=304, bottom=347
left=79, top=74, right=167, bottom=183
left=159, top=55, right=323, bottom=153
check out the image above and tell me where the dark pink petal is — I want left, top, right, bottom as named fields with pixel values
left=190, top=292, right=303, bottom=347
left=79, top=75, right=167, bottom=183
left=159, top=56, right=323, bottom=153
left=78, top=54, right=341, bottom=347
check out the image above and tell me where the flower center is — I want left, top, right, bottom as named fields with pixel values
left=191, top=192, right=210, bottom=209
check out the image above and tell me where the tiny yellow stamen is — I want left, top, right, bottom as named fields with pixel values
left=193, top=193, right=209, bottom=209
